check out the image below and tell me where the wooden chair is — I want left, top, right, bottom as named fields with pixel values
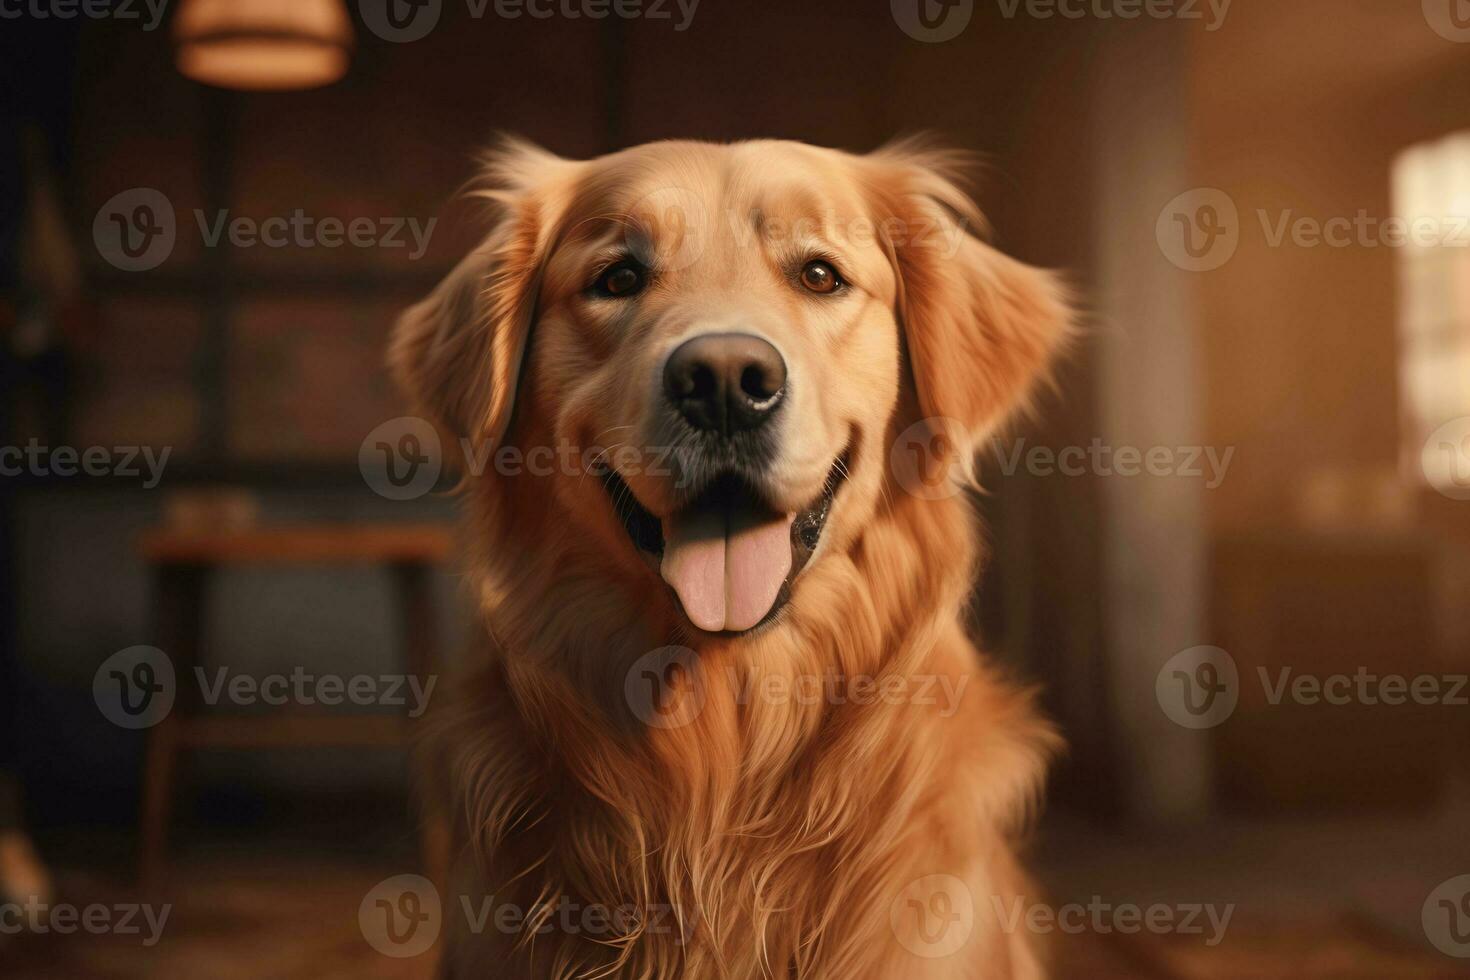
left=137, top=523, right=455, bottom=885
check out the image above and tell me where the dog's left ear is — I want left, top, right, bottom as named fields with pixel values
left=867, top=143, right=1074, bottom=467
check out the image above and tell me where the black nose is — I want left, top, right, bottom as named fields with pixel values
left=663, top=332, right=788, bottom=435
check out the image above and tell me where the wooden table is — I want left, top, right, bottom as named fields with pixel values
left=137, top=524, right=456, bottom=884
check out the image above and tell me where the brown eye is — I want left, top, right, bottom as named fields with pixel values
left=595, top=262, right=645, bottom=298
left=799, top=260, right=841, bottom=294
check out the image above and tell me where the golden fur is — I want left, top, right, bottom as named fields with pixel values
left=393, top=137, right=1073, bottom=979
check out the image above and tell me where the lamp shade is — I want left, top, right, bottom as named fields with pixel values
left=173, top=0, right=353, bottom=91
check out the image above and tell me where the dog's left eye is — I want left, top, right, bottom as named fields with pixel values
left=591, top=261, right=646, bottom=298
left=799, top=259, right=843, bottom=295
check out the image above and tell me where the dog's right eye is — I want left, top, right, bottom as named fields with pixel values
left=591, top=261, right=645, bottom=298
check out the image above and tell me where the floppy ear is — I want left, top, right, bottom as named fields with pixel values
left=390, top=139, right=575, bottom=442
left=869, top=143, right=1074, bottom=469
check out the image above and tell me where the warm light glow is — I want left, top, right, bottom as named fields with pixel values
left=173, top=0, right=353, bottom=91
left=1392, top=133, right=1470, bottom=494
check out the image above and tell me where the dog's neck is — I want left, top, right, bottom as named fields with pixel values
left=435, top=473, right=1051, bottom=977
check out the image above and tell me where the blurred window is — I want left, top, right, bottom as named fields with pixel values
left=1393, top=134, right=1470, bottom=493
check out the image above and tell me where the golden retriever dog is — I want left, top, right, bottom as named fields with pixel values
left=392, top=136, right=1072, bottom=979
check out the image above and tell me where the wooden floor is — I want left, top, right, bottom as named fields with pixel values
left=3, top=855, right=1467, bottom=979
left=7, top=805, right=1470, bottom=980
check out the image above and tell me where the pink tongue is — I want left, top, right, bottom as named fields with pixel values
left=661, top=508, right=794, bottom=633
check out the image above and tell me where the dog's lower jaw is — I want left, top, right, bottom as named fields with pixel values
left=602, top=449, right=850, bottom=637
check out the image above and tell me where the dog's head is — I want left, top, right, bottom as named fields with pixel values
left=393, top=138, right=1069, bottom=639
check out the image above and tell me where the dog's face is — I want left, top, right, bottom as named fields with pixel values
left=393, top=139, right=1069, bottom=638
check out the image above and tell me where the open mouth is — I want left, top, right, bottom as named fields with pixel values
left=602, top=451, right=850, bottom=635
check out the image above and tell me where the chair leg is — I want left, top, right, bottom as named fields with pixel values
left=138, top=716, right=178, bottom=889
left=138, top=564, right=205, bottom=886
left=391, top=561, right=453, bottom=890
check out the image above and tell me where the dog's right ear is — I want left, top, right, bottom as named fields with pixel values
left=389, top=138, right=577, bottom=442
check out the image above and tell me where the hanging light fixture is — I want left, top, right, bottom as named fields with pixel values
left=173, top=0, right=354, bottom=91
